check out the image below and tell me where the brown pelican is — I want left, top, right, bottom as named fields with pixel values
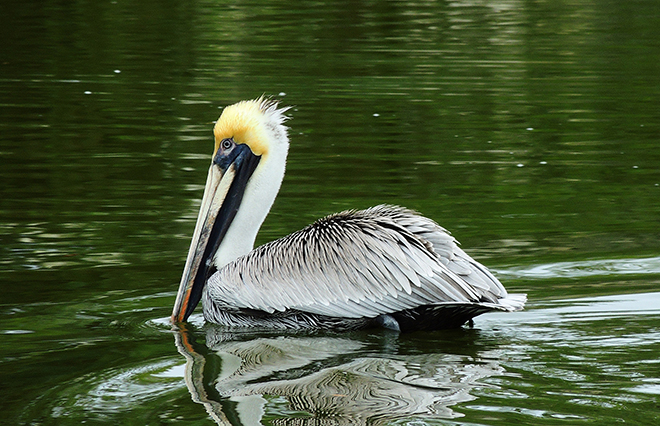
left=172, top=98, right=526, bottom=331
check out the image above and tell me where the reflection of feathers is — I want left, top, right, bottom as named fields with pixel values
left=212, top=337, right=364, bottom=391
left=241, top=356, right=503, bottom=424
left=175, top=328, right=506, bottom=425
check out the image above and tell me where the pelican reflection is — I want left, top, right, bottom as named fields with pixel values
left=174, top=325, right=508, bottom=425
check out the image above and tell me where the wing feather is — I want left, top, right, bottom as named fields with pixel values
left=206, top=205, right=513, bottom=319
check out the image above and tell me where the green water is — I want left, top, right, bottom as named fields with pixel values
left=1, top=0, right=660, bottom=424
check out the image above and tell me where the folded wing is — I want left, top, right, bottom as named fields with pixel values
left=206, top=205, right=525, bottom=319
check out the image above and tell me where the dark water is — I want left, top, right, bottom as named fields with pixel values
left=2, top=0, right=660, bottom=424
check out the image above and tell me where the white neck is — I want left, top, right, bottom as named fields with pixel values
left=212, top=140, right=288, bottom=269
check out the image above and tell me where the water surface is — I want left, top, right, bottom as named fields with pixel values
left=1, top=0, right=659, bottom=424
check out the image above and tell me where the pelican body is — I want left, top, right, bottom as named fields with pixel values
left=172, top=98, right=525, bottom=331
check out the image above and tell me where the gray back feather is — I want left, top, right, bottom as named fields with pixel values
left=206, top=205, right=511, bottom=320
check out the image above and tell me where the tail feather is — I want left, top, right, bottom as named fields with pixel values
left=389, top=294, right=527, bottom=332
left=496, top=293, right=527, bottom=312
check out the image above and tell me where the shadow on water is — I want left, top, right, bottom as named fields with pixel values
left=173, top=324, right=507, bottom=425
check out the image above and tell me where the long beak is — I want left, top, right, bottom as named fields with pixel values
left=171, top=163, right=235, bottom=323
left=172, top=144, right=261, bottom=323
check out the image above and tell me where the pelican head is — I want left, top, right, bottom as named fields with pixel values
left=172, top=98, right=290, bottom=323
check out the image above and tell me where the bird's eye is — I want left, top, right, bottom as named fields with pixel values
left=221, top=138, right=233, bottom=150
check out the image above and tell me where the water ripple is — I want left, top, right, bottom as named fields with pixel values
left=495, top=256, right=660, bottom=279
